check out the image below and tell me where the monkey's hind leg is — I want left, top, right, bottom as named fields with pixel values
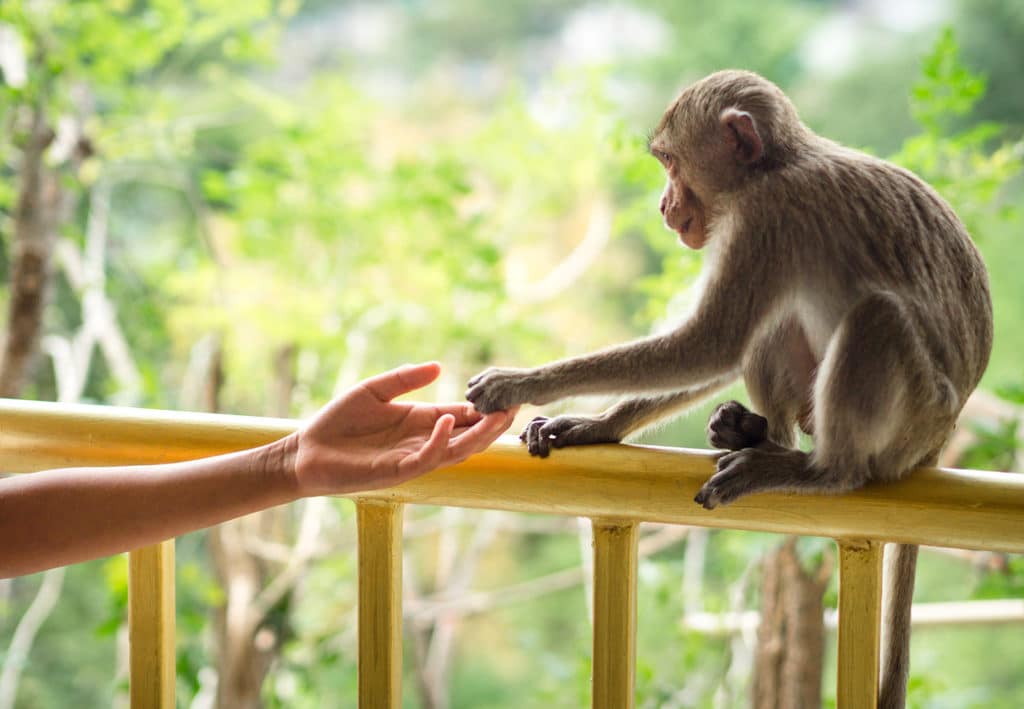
left=696, top=293, right=955, bottom=511
left=811, top=291, right=957, bottom=486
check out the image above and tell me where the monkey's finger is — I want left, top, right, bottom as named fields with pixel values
left=542, top=419, right=592, bottom=449
left=464, top=384, right=502, bottom=414
left=694, top=485, right=719, bottom=510
left=466, top=369, right=490, bottom=388
left=527, top=428, right=550, bottom=458
left=526, top=418, right=552, bottom=458
left=520, top=416, right=549, bottom=443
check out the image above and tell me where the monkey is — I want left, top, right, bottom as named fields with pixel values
left=465, top=70, right=993, bottom=709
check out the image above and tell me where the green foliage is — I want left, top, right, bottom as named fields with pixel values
left=959, top=418, right=1019, bottom=472
left=911, top=28, right=987, bottom=133
left=401, top=0, right=587, bottom=66
left=894, top=33, right=1024, bottom=707
left=626, top=0, right=820, bottom=117
left=971, top=556, right=1024, bottom=600
left=94, top=556, right=128, bottom=638
left=885, top=26, right=1023, bottom=391
left=0, top=0, right=286, bottom=107
left=889, top=27, right=1022, bottom=237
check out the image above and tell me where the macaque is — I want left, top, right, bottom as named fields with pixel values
left=466, top=70, right=992, bottom=708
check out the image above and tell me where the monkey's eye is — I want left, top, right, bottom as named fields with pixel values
left=653, top=150, right=672, bottom=167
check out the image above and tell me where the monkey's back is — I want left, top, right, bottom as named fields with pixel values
left=756, top=142, right=993, bottom=396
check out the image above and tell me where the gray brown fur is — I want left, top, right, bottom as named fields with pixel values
left=466, top=70, right=992, bottom=708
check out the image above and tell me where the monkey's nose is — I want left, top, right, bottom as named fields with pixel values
left=659, top=195, right=667, bottom=215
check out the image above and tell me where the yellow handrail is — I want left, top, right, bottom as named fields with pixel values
left=128, top=540, right=175, bottom=708
left=2, top=399, right=1023, bottom=552
left=836, top=540, right=883, bottom=707
left=2, top=399, right=1023, bottom=709
left=356, top=501, right=403, bottom=709
left=591, top=519, right=639, bottom=709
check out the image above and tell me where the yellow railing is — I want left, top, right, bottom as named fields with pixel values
left=1, top=399, right=1023, bottom=708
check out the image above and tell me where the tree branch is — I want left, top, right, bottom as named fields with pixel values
left=508, top=199, right=613, bottom=303
left=406, top=524, right=688, bottom=626
left=0, top=568, right=66, bottom=709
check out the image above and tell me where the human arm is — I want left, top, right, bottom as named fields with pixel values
left=0, top=362, right=516, bottom=578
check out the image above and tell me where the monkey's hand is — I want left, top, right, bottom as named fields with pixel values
left=520, top=415, right=621, bottom=458
left=466, top=367, right=540, bottom=414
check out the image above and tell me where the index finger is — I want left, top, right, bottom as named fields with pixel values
left=430, top=402, right=483, bottom=426
left=445, top=408, right=518, bottom=462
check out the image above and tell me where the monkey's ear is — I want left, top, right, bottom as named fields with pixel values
left=720, top=108, right=763, bottom=165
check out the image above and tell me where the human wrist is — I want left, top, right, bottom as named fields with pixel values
left=251, top=432, right=302, bottom=502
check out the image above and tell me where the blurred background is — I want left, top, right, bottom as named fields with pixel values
left=0, top=0, right=1022, bottom=707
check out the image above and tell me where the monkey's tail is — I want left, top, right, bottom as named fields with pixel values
left=879, top=543, right=919, bottom=709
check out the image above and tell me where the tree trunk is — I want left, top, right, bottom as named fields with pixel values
left=0, top=103, right=58, bottom=397
left=0, top=98, right=66, bottom=709
left=751, top=537, right=831, bottom=709
left=0, top=567, right=65, bottom=709
left=209, top=522, right=278, bottom=709
left=207, top=342, right=299, bottom=709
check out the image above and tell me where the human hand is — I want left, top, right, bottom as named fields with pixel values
left=290, top=362, right=518, bottom=496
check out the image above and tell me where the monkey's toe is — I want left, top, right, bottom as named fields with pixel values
left=693, top=487, right=722, bottom=510
left=695, top=449, right=761, bottom=509
left=707, top=400, right=768, bottom=450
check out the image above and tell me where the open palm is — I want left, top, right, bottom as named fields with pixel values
left=294, top=363, right=517, bottom=496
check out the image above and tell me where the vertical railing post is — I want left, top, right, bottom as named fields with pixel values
left=357, top=501, right=404, bottom=709
left=128, top=540, right=176, bottom=709
left=836, top=539, right=883, bottom=709
left=591, top=518, right=639, bottom=709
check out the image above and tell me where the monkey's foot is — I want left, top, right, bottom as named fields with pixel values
left=706, top=400, right=768, bottom=450
left=520, top=415, right=621, bottom=458
left=694, top=447, right=810, bottom=509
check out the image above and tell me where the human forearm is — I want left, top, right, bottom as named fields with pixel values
left=0, top=435, right=299, bottom=578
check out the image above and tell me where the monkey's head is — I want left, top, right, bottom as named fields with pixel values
left=649, top=70, right=807, bottom=250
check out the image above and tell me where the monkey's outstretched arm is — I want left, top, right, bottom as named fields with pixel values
left=467, top=246, right=777, bottom=413
left=521, top=375, right=736, bottom=457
